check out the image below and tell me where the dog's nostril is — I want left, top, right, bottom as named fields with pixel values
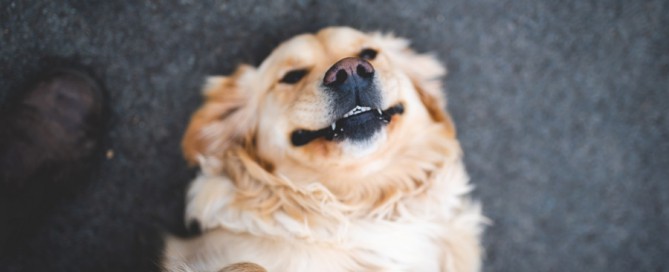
left=357, top=64, right=374, bottom=78
left=335, top=70, right=348, bottom=85
left=324, top=67, right=349, bottom=86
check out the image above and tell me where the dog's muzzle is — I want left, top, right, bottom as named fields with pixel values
left=290, top=57, right=404, bottom=147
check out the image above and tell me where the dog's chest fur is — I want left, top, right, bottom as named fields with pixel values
left=165, top=155, right=477, bottom=272
left=185, top=208, right=444, bottom=271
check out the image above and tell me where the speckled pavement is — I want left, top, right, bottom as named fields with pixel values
left=1, top=1, right=667, bottom=271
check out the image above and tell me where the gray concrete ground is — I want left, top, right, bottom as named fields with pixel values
left=1, top=1, right=667, bottom=271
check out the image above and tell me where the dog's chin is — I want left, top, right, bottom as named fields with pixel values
left=290, top=103, right=404, bottom=147
left=333, top=110, right=385, bottom=142
left=339, top=128, right=387, bottom=157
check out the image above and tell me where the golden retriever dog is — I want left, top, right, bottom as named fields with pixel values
left=163, top=27, right=485, bottom=272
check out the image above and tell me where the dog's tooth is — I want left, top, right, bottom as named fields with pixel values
left=377, top=109, right=382, bottom=115
left=343, top=105, right=378, bottom=118
left=331, top=123, right=336, bottom=130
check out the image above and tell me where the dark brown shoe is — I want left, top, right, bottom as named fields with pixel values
left=0, top=68, right=104, bottom=187
left=0, top=68, right=105, bottom=253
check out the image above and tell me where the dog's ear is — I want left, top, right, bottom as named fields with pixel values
left=182, top=65, right=257, bottom=166
left=375, top=33, right=456, bottom=137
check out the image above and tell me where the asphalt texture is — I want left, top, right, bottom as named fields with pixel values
left=1, top=1, right=668, bottom=271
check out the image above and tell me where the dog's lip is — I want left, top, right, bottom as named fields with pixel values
left=290, top=103, right=404, bottom=147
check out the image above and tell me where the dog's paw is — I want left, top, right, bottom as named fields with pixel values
left=185, top=174, right=235, bottom=231
left=218, top=262, right=267, bottom=272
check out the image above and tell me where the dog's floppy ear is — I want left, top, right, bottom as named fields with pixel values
left=182, top=65, right=257, bottom=166
left=375, top=33, right=456, bottom=137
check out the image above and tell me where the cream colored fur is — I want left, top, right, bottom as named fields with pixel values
left=163, top=27, right=485, bottom=272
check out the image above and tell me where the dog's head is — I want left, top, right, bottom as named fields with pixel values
left=183, top=27, right=455, bottom=195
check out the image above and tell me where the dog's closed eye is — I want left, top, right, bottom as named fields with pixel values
left=280, top=69, right=309, bottom=84
left=358, top=48, right=378, bottom=60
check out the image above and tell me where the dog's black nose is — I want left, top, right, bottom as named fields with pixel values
left=323, top=57, right=375, bottom=88
left=323, top=57, right=381, bottom=117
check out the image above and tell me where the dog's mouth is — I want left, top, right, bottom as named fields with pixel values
left=290, top=103, right=404, bottom=147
